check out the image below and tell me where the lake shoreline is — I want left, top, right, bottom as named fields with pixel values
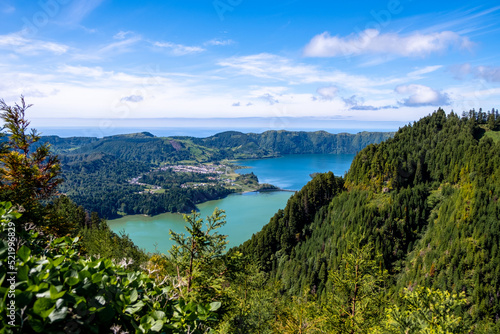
left=108, top=153, right=355, bottom=253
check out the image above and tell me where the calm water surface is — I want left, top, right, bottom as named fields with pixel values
left=108, top=154, right=355, bottom=253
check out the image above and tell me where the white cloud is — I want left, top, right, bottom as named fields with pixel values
left=218, top=53, right=317, bottom=81
left=98, top=35, right=142, bottom=56
left=121, top=95, right=143, bottom=103
left=343, top=95, right=364, bottom=107
left=451, top=63, right=500, bottom=82
left=114, top=31, right=135, bottom=40
left=303, top=29, right=472, bottom=58
left=58, top=65, right=106, bottom=78
left=154, top=41, right=205, bottom=55
left=475, top=66, right=500, bottom=82
left=205, top=39, right=234, bottom=46
left=260, top=93, right=279, bottom=105
left=62, top=0, right=105, bottom=24
left=395, top=84, right=450, bottom=106
left=316, top=86, right=338, bottom=100
left=218, top=53, right=399, bottom=96
left=407, top=65, right=443, bottom=77
left=0, top=32, right=69, bottom=55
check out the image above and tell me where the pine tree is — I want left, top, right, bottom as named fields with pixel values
left=0, top=97, right=62, bottom=226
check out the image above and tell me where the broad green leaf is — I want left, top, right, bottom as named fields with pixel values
left=17, top=245, right=31, bottom=262
left=48, top=255, right=65, bottom=267
left=65, top=277, right=80, bottom=286
left=78, top=270, right=91, bottom=280
left=140, top=315, right=154, bottom=325
left=64, top=270, right=79, bottom=286
left=29, top=317, right=45, bottom=333
left=33, top=298, right=56, bottom=319
left=36, top=289, right=51, bottom=299
left=48, top=299, right=68, bottom=323
left=16, top=290, right=34, bottom=308
left=91, top=272, right=103, bottom=284
left=209, top=301, right=221, bottom=312
left=130, top=289, right=138, bottom=303
left=151, top=310, right=166, bottom=320
left=125, top=301, right=145, bottom=314
left=150, top=319, right=164, bottom=332
left=49, top=285, right=66, bottom=300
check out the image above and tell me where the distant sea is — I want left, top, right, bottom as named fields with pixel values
left=32, top=116, right=405, bottom=138
left=37, top=125, right=401, bottom=138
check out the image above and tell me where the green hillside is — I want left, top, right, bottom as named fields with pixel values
left=237, top=109, right=500, bottom=331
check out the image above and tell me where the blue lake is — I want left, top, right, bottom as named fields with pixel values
left=108, top=154, right=355, bottom=254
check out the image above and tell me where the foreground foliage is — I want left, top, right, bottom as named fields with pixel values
left=0, top=203, right=220, bottom=333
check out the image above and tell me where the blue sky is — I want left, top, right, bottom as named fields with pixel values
left=1, top=0, right=500, bottom=133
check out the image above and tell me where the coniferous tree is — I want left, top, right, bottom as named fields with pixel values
left=0, top=97, right=62, bottom=227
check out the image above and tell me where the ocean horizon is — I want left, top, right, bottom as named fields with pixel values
left=31, top=117, right=406, bottom=138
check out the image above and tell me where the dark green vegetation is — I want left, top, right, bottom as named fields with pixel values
left=2, top=96, right=500, bottom=333
left=59, top=152, right=233, bottom=218
left=190, top=130, right=393, bottom=157
left=238, top=108, right=500, bottom=332
left=41, top=126, right=391, bottom=219
left=45, top=129, right=393, bottom=161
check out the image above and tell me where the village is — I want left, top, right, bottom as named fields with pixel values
left=128, top=163, right=244, bottom=193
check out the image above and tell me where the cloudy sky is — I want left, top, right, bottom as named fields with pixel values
left=1, top=0, right=499, bottom=133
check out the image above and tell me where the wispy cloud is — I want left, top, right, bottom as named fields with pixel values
left=121, top=95, right=143, bottom=103
left=303, top=29, right=473, bottom=58
left=451, top=63, right=500, bottom=82
left=98, top=35, right=141, bottom=55
left=423, top=6, right=500, bottom=36
left=395, top=84, right=450, bottom=106
left=204, top=38, right=234, bottom=46
left=408, top=65, right=443, bottom=77
left=260, top=93, right=280, bottom=105
left=154, top=41, right=205, bottom=55
left=0, top=32, right=69, bottom=55
left=218, top=53, right=401, bottom=95
left=218, top=53, right=316, bottom=81
left=1, top=3, right=14, bottom=14
left=114, top=31, right=135, bottom=40
left=73, top=33, right=142, bottom=60
left=57, top=65, right=106, bottom=78
left=316, top=86, right=338, bottom=100
left=61, top=0, right=105, bottom=24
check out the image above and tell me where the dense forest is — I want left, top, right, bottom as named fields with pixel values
left=238, top=108, right=500, bottom=332
left=58, top=152, right=233, bottom=218
left=2, top=97, right=500, bottom=333
left=44, top=130, right=393, bottom=162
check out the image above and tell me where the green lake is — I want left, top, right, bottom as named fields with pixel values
left=108, top=153, right=355, bottom=254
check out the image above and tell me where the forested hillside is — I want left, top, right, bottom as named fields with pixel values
left=42, top=129, right=391, bottom=218
left=44, top=129, right=393, bottom=162
left=191, top=130, right=393, bottom=157
left=238, top=108, right=500, bottom=331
